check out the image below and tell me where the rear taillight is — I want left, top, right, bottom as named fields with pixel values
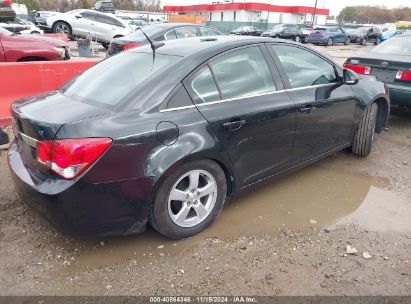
left=122, top=44, right=141, bottom=51
left=4, top=0, right=11, bottom=6
left=395, top=70, right=411, bottom=81
left=343, top=63, right=371, bottom=75
left=36, top=138, right=112, bottom=180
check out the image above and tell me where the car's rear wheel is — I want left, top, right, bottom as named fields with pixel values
left=344, top=37, right=351, bottom=45
left=360, top=37, right=367, bottom=45
left=294, top=35, right=301, bottom=42
left=52, top=21, right=72, bottom=36
left=149, top=160, right=227, bottom=239
left=101, top=43, right=110, bottom=49
left=374, top=37, right=381, bottom=45
left=327, top=38, right=333, bottom=46
left=352, top=103, right=378, bottom=157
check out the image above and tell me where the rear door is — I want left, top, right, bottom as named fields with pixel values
left=94, top=14, right=124, bottom=42
left=268, top=43, right=356, bottom=164
left=184, top=45, right=296, bottom=186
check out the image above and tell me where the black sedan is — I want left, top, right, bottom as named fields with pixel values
left=344, top=33, right=411, bottom=107
left=348, top=26, right=382, bottom=45
left=230, top=26, right=262, bottom=36
left=107, top=23, right=223, bottom=57
left=261, top=24, right=302, bottom=42
left=8, top=36, right=389, bottom=239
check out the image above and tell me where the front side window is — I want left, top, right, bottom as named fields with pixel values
left=272, top=45, right=338, bottom=88
left=210, top=46, right=276, bottom=100
left=80, top=12, right=96, bottom=20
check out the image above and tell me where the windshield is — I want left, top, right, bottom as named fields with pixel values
left=0, top=27, right=12, bottom=36
left=123, top=25, right=169, bottom=41
left=353, top=27, right=370, bottom=34
left=66, top=10, right=83, bottom=14
left=370, top=37, right=411, bottom=56
left=62, top=52, right=180, bottom=107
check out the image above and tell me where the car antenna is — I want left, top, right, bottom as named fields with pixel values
left=122, top=15, right=161, bottom=53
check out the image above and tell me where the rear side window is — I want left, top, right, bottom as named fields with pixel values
left=164, top=30, right=177, bottom=40
left=198, top=27, right=221, bottom=36
left=210, top=46, right=276, bottom=100
left=271, top=45, right=338, bottom=88
left=62, top=52, right=179, bottom=107
left=190, top=67, right=220, bottom=104
left=174, top=26, right=198, bottom=39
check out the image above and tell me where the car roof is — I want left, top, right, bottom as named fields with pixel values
left=130, top=35, right=280, bottom=57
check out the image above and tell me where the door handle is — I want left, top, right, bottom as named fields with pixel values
left=223, top=119, right=246, bottom=130
left=299, top=105, right=317, bottom=114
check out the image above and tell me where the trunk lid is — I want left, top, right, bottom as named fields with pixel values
left=11, top=92, right=110, bottom=179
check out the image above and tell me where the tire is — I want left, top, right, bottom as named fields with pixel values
left=294, top=35, right=301, bottom=42
left=352, top=103, right=378, bottom=157
left=149, top=159, right=227, bottom=239
left=52, top=21, right=72, bottom=36
left=274, top=35, right=279, bottom=38
left=360, top=37, right=367, bottom=45
left=374, top=37, right=381, bottom=45
left=101, top=43, right=110, bottom=49
left=327, top=38, right=333, bottom=46
left=344, top=37, right=350, bottom=45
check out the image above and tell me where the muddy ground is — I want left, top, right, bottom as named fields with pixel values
left=0, top=45, right=410, bottom=296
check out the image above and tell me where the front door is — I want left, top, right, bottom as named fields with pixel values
left=268, top=44, right=357, bottom=164
left=0, top=36, right=5, bottom=62
left=184, top=45, right=296, bottom=186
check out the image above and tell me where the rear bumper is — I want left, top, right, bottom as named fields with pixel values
left=307, top=37, right=328, bottom=44
left=387, top=83, right=411, bottom=106
left=7, top=141, right=152, bottom=237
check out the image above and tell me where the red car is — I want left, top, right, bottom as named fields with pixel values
left=0, top=26, right=70, bottom=61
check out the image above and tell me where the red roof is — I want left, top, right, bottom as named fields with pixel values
left=163, top=2, right=329, bottom=16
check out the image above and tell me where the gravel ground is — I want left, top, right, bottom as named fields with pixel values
left=0, top=43, right=410, bottom=296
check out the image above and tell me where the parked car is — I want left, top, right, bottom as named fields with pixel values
left=230, top=26, right=262, bottom=36
left=1, top=17, right=43, bottom=34
left=44, top=9, right=134, bottom=48
left=107, top=23, right=223, bottom=57
left=0, top=26, right=69, bottom=61
left=34, top=11, right=55, bottom=30
left=348, top=26, right=382, bottom=45
left=300, top=26, right=313, bottom=43
left=261, top=24, right=302, bottom=42
left=93, top=0, right=115, bottom=14
left=381, top=29, right=404, bottom=42
left=0, top=0, right=15, bottom=23
left=344, top=33, right=411, bottom=107
left=8, top=36, right=389, bottom=238
left=307, top=27, right=350, bottom=46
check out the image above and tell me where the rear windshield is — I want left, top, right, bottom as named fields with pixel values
left=61, top=52, right=179, bottom=107
left=371, top=37, right=411, bottom=56
left=124, top=25, right=169, bottom=41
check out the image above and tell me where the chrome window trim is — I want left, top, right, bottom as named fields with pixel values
left=159, top=82, right=338, bottom=113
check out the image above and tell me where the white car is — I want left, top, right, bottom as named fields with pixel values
left=16, top=18, right=43, bottom=34
left=45, top=9, right=134, bottom=47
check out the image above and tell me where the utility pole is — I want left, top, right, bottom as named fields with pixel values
left=312, top=0, right=318, bottom=25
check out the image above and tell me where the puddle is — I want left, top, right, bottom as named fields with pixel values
left=66, top=166, right=410, bottom=272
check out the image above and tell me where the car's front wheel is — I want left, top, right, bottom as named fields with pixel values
left=374, top=37, right=381, bottom=45
left=360, top=37, right=367, bottom=45
left=149, top=160, right=227, bottom=239
left=52, top=21, right=72, bottom=36
left=294, top=35, right=301, bottom=42
left=344, top=37, right=351, bottom=45
left=352, top=103, right=378, bottom=157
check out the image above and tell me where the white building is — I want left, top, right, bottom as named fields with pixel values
left=163, top=0, right=330, bottom=25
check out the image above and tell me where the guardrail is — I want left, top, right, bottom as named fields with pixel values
left=0, top=60, right=97, bottom=127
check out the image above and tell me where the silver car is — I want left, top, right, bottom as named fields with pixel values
left=45, top=9, right=134, bottom=47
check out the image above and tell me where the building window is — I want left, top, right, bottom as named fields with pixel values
left=233, top=11, right=236, bottom=22
left=221, top=12, right=223, bottom=21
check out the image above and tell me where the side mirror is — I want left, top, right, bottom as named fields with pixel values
left=343, top=68, right=359, bottom=85
left=75, top=15, right=82, bottom=19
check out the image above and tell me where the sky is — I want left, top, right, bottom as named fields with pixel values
left=162, top=0, right=411, bottom=16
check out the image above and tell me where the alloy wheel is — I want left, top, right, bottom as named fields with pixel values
left=168, top=169, right=217, bottom=228
left=56, top=23, right=69, bottom=34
